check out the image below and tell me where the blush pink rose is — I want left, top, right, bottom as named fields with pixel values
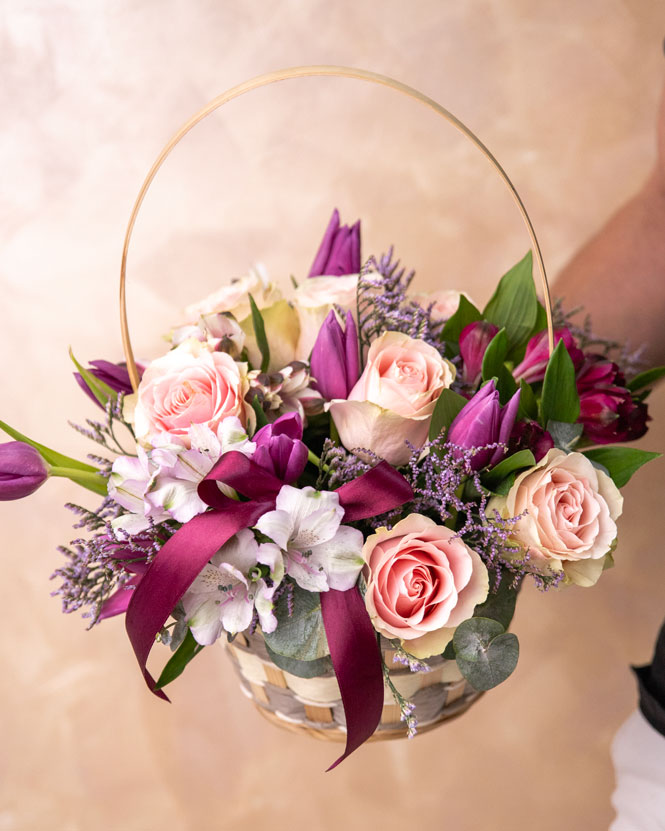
left=363, top=514, right=489, bottom=658
left=328, top=331, right=455, bottom=465
left=132, top=340, right=252, bottom=445
left=410, top=289, right=471, bottom=322
left=489, top=448, right=623, bottom=587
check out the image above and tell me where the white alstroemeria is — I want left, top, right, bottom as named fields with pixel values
left=109, top=418, right=256, bottom=534
left=183, top=529, right=284, bottom=645
left=254, top=485, right=365, bottom=593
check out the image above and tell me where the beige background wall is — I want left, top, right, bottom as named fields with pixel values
left=2, top=2, right=665, bottom=829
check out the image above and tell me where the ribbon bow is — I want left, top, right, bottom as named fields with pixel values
left=125, top=451, right=413, bottom=767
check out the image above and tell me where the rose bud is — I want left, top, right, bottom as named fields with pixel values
left=310, top=310, right=360, bottom=400
left=448, top=380, right=521, bottom=470
left=513, top=328, right=584, bottom=384
left=0, top=442, right=49, bottom=500
left=74, top=360, right=144, bottom=409
left=509, top=419, right=554, bottom=462
left=459, top=321, right=499, bottom=387
left=252, top=412, right=308, bottom=483
left=308, top=208, right=361, bottom=277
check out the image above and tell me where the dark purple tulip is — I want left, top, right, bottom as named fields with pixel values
left=448, top=380, right=521, bottom=470
left=308, top=208, right=361, bottom=277
left=509, top=419, right=554, bottom=462
left=459, top=321, right=499, bottom=387
left=253, top=412, right=308, bottom=484
left=74, top=360, right=144, bottom=409
left=513, top=328, right=584, bottom=384
left=310, top=310, right=360, bottom=400
left=0, top=441, right=49, bottom=500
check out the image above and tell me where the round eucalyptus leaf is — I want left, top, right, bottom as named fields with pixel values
left=453, top=617, right=519, bottom=691
left=264, top=643, right=333, bottom=679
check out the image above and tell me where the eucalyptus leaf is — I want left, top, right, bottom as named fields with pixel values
left=263, top=582, right=330, bottom=661
left=264, top=642, right=333, bottom=679
left=440, top=294, right=483, bottom=345
left=546, top=420, right=584, bottom=452
left=428, top=388, right=467, bottom=441
left=155, top=629, right=205, bottom=690
left=248, top=293, right=270, bottom=373
left=483, top=252, right=538, bottom=351
left=583, top=447, right=660, bottom=488
left=0, top=419, right=99, bottom=473
left=627, top=366, right=665, bottom=393
left=540, top=340, right=580, bottom=425
left=482, top=449, right=535, bottom=491
left=453, top=617, right=519, bottom=691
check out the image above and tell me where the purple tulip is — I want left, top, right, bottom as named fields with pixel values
left=308, top=208, right=361, bottom=277
left=310, top=310, right=360, bottom=400
left=253, top=412, right=308, bottom=484
left=459, top=321, right=499, bottom=387
left=0, top=442, right=49, bottom=500
left=513, top=328, right=584, bottom=384
left=448, top=380, right=521, bottom=470
left=74, top=359, right=144, bottom=409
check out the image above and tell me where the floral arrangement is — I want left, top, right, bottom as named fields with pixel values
left=2, top=210, right=662, bottom=766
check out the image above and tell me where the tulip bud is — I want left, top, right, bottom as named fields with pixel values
left=0, top=442, right=49, bottom=500
left=74, top=360, right=144, bottom=409
left=448, top=380, right=521, bottom=470
left=513, top=328, right=584, bottom=384
left=310, top=310, right=360, bottom=401
left=253, top=412, right=308, bottom=483
left=459, top=321, right=499, bottom=387
left=308, top=209, right=361, bottom=277
left=509, top=419, right=554, bottom=462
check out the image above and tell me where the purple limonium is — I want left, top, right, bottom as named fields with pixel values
left=459, top=321, right=500, bottom=387
left=447, top=380, right=521, bottom=470
left=513, top=328, right=584, bottom=384
left=74, top=360, right=145, bottom=409
left=310, top=310, right=360, bottom=400
left=252, top=412, right=308, bottom=484
left=308, top=208, right=361, bottom=277
left=0, top=442, right=49, bottom=500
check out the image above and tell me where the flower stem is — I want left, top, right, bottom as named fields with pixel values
left=307, top=449, right=330, bottom=473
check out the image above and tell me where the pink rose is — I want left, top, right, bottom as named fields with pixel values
left=489, top=448, right=623, bottom=587
left=328, top=331, right=455, bottom=465
left=133, top=340, right=252, bottom=445
left=363, top=514, right=489, bottom=658
left=410, top=289, right=471, bottom=322
left=293, top=274, right=358, bottom=358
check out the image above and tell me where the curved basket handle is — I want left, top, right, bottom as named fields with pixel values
left=119, top=65, right=554, bottom=390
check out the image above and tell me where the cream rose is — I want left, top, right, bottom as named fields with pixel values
left=490, top=448, right=623, bottom=587
left=183, top=266, right=280, bottom=323
left=293, top=274, right=358, bottom=359
left=410, top=289, right=472, bottom=322
left=363, top=514, right=489, bottom=658
left=328, top=331, right=455, bottom=465
left=132, top=340, right=253, bottom=446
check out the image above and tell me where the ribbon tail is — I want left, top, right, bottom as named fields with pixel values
left=336, top=460, right=413, bottom=521
left=125, top=501, right=266, bottom=699
left=320, top=587, right=384, bottom=770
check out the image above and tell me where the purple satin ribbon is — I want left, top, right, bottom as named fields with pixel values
left=125, top=451, right=413, bottom=763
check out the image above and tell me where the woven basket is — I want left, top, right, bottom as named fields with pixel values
left=117, top=66, right=553, bottom=743
left=225, top=631, right=482, bottom=741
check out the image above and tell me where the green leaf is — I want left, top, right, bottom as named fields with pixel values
left=250, top=395, right=268, bottom=431
left=481, top=328, right=508, bottom=382
left=428, top=388, right=468, bottom=441
left=248, top=293, right=270, bottom=373
left=69, top=349, right=118, bottom=408
left=440, top=295, right=483, bottom=345
left=154, top=629, right=205, bottom=690
left=0, top=419, right=99, bottom=473
left=49, top=466, right=108, bottom=496
left=452, top=617, right=519, bottom=691
left=264, top=643, right=333, bottom=679
left=517, top=379, right=538, bottom=421
left=263, top=582, right=329, bottom=662
left=483, top=252, right=538, bottom=351
left=583, top=447, right=660, bottom=488
left=627, top=366, right=665, bottom=393
left=472, top=578, right=520, bottom=631
left=482, top=449, right=535, bottom=491
left=546, top=420, right=583, bottom=452
left=540, top=339, right=580, bottom=425
left=530, top=301, right=549, bottom=340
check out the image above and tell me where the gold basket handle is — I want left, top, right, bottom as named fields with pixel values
left=119, top=65, right=554, bottom=391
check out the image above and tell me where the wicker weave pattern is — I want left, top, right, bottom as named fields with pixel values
left=225, top=631, right=482, bottom=741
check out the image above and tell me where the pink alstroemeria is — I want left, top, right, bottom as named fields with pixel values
left=513, top=328, right=584, bottom=384
left=308, top=208, right=361, bottom=277
left=182, top=529, right=284, bottom=644
left=255, top=485, right=365, bottom=593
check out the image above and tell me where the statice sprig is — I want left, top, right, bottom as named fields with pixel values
left=68, top=393, right=136, bottom=459
left=382, top=661, right=418, bottom=738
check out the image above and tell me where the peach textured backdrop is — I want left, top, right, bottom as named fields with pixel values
left=2, top=2, right=665, bottom=829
